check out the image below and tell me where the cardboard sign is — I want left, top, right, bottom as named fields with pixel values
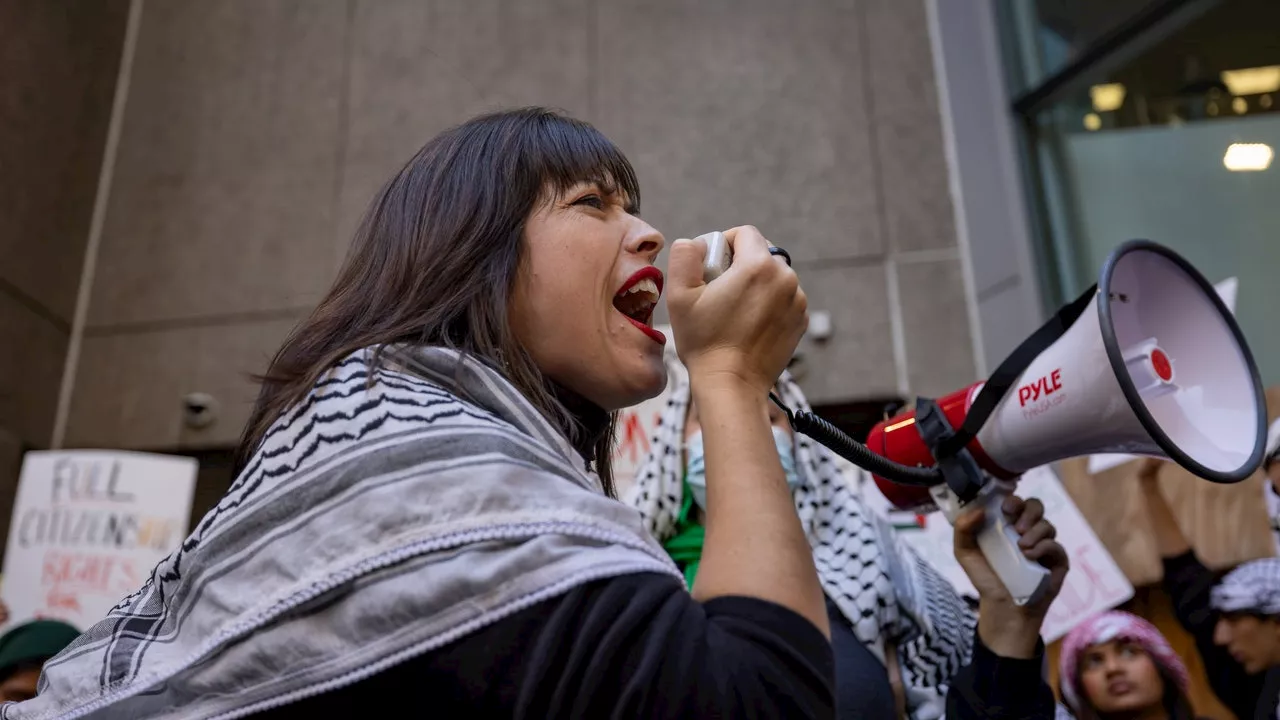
left=612, top=325, right=678, bottom=497
left=1265, top=478, right=1280, bottom=557
left=870, top=466, right=1133, bottom=643
left=1, top=450, right=196, bottom=632
left=1087, top=277, right=1238, bottom=475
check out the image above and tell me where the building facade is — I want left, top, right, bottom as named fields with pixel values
left=3, top=0, right=1026, bottom=467
left=3, top=1, right=1278, bottom=714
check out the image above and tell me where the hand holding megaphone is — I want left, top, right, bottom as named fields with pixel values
left=667, top=226, right=806, bottom=396
left=954, top=495, right=1069, bottom=658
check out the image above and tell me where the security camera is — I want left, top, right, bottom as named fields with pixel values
left=182, top=392, right=218, bottom=429
left=807, top=310, right=833, bottom=342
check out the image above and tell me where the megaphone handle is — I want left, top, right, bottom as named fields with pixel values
left=931, top=483, right=1052, bottom=607
left=974, top=488, right=1052, bottom=606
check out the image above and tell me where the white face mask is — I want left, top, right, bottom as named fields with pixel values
left=684, top=426, right=801, bottom=511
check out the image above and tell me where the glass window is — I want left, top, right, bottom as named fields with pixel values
left=999, top=0, right=1165, bottom=93
left=1005, top=0, right=1280, bottom=385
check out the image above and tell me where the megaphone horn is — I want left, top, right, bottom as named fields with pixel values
left=781, top=240, right=1267, bottom=607
left=868, top=239, right=1266, bottom=496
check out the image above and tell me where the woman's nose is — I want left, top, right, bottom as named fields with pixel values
left=626, top=217, right=665, bottom=259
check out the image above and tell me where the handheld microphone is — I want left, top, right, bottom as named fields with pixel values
left=701, top=231, right=733, bottom=282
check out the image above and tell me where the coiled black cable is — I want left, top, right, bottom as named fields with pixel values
left=769, top=393, right=943, bottom=487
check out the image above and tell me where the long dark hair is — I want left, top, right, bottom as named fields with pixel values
left=232, top=108, right=641, bottom=495
left=1068, top=663, right=1197, bottom=720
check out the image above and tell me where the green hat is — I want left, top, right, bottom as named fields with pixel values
left=0, top=620, right=80, bottom=678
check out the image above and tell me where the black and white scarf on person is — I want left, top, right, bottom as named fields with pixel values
left=625, top=364, right=976, bottom=720
left=5, top=346, right=681, bottom=720
left=1212, top=557, right=1280, bottom=616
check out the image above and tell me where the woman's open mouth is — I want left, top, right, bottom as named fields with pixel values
left=1106, top=680, right=1134, bottom=696
left=614, top=267, right=666, bottom=346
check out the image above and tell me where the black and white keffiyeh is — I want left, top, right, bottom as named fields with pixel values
left=624, top=362, right=976, bottom=720
left=1212, top=557, right=1280, bottom=616
left=5, top=346, right=681, bottom=720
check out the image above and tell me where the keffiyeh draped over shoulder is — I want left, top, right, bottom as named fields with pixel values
left=624, top=361, right=976, bottom=720
left=6, top=346, right=680, bottom=720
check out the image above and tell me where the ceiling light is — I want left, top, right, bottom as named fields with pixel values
left=1083, top=113, right=1101, bottom=131
left=1223, top=143, right=1273, bottom=172
left=1233, top=97, right=1248, bottom=114
left=1090, top=83, right=1126, bottom=112
left=1221, top=66, right=1280, bottom=96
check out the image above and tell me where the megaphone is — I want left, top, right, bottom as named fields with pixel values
left=856, top=240, right=1267, bottom=605
left=698, top=234, right=1267, bottom=607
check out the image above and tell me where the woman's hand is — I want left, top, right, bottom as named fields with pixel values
left=953, top=495, right=1068, bottom=658
left=667, top=227, right=825, bottom=637
left=666, top=226, right=807, bottom=395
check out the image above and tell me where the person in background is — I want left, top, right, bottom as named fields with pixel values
left=0, top=621, right=79, bottom=703
left=1057, top=611, right=1204, bottom=720
left=1260, top=419, right=1280, bottom=555
left=1139, top=456, right=1280, bottom=719
left=628, top=363, right=976, bottom=719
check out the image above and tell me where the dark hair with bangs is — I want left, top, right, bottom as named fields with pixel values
left=233, top=108, right=641, bottom=494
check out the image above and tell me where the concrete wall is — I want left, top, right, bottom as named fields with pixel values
left=0, top=0, right=130, bottom=487
left=926, top=0, right=1046, bottom=376
left=61, top=0, right=983, bottom=450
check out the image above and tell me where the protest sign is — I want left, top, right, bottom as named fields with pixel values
left=1, top=450, right=196, bottom=631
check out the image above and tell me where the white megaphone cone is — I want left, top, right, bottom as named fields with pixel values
left=864, top=240, right=1267, bottom=605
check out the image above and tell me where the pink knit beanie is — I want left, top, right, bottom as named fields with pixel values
left=1058, top=611, right=1189, bottom=712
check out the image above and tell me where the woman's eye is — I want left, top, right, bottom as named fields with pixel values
left=573, top=194, right=604, bottom=210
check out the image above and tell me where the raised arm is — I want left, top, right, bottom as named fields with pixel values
left=666, top=226, right=827, bottom=637
left=946, top=496, right=1067, bottom=720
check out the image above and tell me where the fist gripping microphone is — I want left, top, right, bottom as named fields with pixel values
left=701, top=230, right=792, bottom=280
left=702, top=236, right=1268, bottom=607
left=701, top=231, right=733, bottom=281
